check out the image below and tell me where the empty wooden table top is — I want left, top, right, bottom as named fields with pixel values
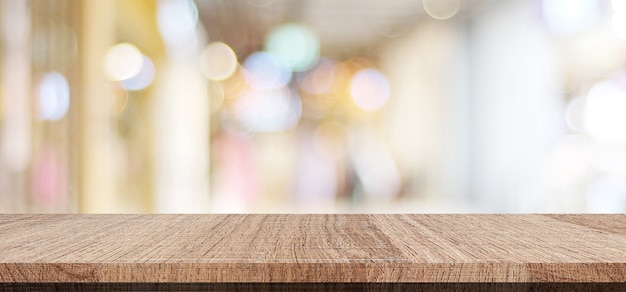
left=1, top=214, right=626, bottom=284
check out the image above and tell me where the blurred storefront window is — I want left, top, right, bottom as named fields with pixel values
left=1, top=0, right=625, bottom=213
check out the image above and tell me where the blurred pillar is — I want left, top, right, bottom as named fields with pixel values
left=151, top=0, right=210, bottom=213
left=380, top=23, right=456, bottom=202
left=76, top=0, right=118, bottom=212
left=0, top=0, right=31, bottom=212
left=152, top=60, right=210, bottom=213
left=466, top=0, right=562, bottom=211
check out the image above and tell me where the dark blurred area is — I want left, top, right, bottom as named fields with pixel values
left=1, top=0, right=625, bottom=213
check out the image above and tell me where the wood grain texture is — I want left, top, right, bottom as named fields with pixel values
left=0, top=214, right=625, bottom=284
left=4, top=283, right=626, bottom=292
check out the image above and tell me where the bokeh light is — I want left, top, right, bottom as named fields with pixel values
left=265, top=23, right=320, bottom=72
left=9, top=0, right=626, bottom=214
left=121, top=55, right=155, bottom=91
left=157, top=0, right=198, bottom=46
left=31, top=148, right=67, bottom=207
left=546, top=135, right=588, bottom=186
left=37, top=72, right=70, bottom=121
left=612, top=13, right=626, bottom=39
left=350, top=69, right=390, bottom=111
left=243, top=52, right=292, bottom=91
left=297, top=59, right=335, bottom=95
left=200, top=42, right=238, bottom=81
left=234, top=88, right=301, bottom=132
left=613, top=0, right=626, bottom=14
left=103, top=43, right=144, bottom=81
left=584, top=80, right=626, bottom=143
left=542, top=0, right=599, bottom=35
left=324, top=58, right=375, bottom=114
left=221, top=66, right=249, bottom=99
left=423, top=0, right=461, bottom=20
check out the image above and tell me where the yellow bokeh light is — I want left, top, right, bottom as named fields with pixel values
left=103, top=43, right=144, bottom=81
left=329, top=58, right=372, bottom=99
left=221, top=66, right=249, bottom=100
left=200, top=42, right=238, bottom=81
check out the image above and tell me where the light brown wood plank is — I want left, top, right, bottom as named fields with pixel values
left=0, top=214, right=625, bottom=283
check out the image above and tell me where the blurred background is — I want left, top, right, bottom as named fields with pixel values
left=1, top=0, right=626, bottom=213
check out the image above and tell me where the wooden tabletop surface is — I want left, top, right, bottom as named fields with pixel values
left=1, top=214, right=625, bottom=283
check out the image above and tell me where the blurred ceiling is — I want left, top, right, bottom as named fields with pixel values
left=197, top=0, right=487, bottom=59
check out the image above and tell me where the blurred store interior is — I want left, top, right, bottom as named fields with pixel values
left=1, top=0, right=626, bottom=213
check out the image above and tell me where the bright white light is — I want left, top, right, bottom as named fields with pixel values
left=542, top=0, right=599, bottom=35
left=586, top=177, right=626, bottom=213
left=243, top=52, right=292, bottom=91
left=37, top=72, right=70, bottom=121
left=350, top=69, right=390, bottom=111
left=612, top=12, right=626, bottom=40
left=200, top=42, right=238, bottom=81
left=584, top=81, right=626, bottom=143
left=265, top=23, right=320, bottom=72
left=588, top=143, right=626, bottom=175
left=157, top=0, right=198, bottom=45
left=234, top=88, right=301, bottom=132
left=546, top=136, right=588, bottom=186
left=613, top=0, right=626, bottom=14
left=122, top=55, right=155, bottom=91
left=104, top=43, right=144, bottom=81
